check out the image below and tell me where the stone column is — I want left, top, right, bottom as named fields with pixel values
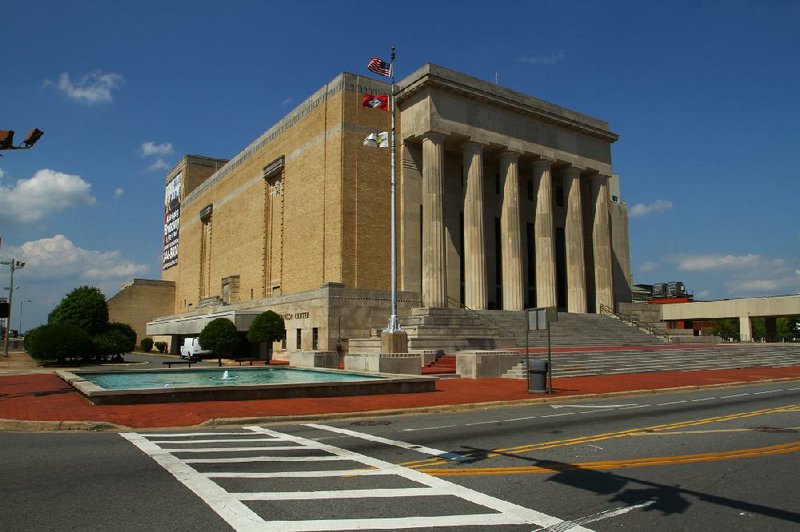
left=564, top=166, right=587, bottom=313
left=591, top=173, right=614, bottom=313
left=500, top=151, right=523, bottom=310
left=533, top=159, right=557, bottom=308
left=463, top=141, right=487, bottom=310
left=739, top=315, right=752, bottom=342
left=421, top=132, right=447, bottom=308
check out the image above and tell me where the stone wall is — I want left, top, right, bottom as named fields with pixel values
left=107, top=279, right=175, bottom=348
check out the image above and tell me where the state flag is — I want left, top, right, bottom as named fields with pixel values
left=367, top=57, right=391, bottom=77
left=362, top=93, right=389, bottom=111
left=363, top=132, right=389, bottom=148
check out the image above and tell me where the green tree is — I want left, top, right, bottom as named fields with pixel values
left=107, top=322, right=137, bottom=352
left=48, top=286, right=109, bottom=335
left=140, top=337, right=154, bottom=352
left=199, top=318, right=240, bottom=366
left=712, top=319, right=739, bottom=341
left=25, top=323, right=93, bottom=363
left=247, top=310, right=285, bottom=360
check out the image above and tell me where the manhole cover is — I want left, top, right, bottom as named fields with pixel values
left=351, top=420, right=392, bottom=426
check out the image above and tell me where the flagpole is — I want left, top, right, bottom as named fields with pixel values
left=386, top=46, right=400, bottom=333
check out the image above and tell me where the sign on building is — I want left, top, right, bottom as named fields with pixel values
left=162, top=172, right=182, bottom=270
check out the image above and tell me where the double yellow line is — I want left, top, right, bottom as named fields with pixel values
left=402, top=404, right=800, bottom=469
left=418, top=440, right=800, bottom=477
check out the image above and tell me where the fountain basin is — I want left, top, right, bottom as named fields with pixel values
left=57, top=367, right=437, bottom=405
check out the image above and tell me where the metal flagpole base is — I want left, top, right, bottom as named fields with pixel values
left=381, top=316, right=408, bottom=353
left=384, top=314, right=402, bottom=333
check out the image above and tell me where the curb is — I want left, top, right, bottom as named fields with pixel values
left=3, top=375, right=797, bottom=432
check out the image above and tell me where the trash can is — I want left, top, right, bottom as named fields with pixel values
left=528, top=359, right=549, bottom=393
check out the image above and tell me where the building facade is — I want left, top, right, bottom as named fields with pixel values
left=124, top=64, right=631, bottom=354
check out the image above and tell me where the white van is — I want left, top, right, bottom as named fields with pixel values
left=179, top=338, right=212, bottom=359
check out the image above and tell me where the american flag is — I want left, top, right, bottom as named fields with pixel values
left=367, top=57, right=391, bottom=77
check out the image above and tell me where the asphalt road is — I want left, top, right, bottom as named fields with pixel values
left=1, top=380, right=798, bottom=531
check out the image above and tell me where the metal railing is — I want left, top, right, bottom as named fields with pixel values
left=447, top=297, right=518, bottom=340
left=599, top=303, right=671, bottom=342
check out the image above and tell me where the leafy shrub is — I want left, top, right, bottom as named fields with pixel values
left=25, top=323, right=93, bottom=363
left=140, top=337, right=154, bottom=352
left=107, top=322, right=136, bottom=351
left=92, top=329, right=133, bottom=361
left=199, top=318, right=240, bottom=365
left=48, top=286, right=109, bottom=335
left=154, top=341, right=167, bottom=353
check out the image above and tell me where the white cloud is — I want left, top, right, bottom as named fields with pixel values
left=113, top=187, right=125, bottom=199
left=0, top=169, right=96, bottom=223
left=51, top=71, right=124, bottom=105
left=629, top=199, right=673, bottom=218
left=640, top=261, right=659, bottom=272
left=520, top=51, right=565, bottom=65
left=676, top=253, right=767, bottom=272
left=141, top=141, right=174, bottom=157
left=147, top=159, right=170, bottom=172
left=0, top=168, right=6, bottom=181
left=12, top=235, right=147, bottom=281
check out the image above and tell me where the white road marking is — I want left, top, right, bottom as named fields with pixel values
left=149, top=437, right=282, bottom=444
left=577, top=501, right=657, bottom=525
left=183, top=455, right=344, bottom=464
left=720, top=393, right=749, bottom=399
left=551, top=403, right=638, bottom=409
left=124, top=425, right=593, bottom=531
left=305, top=423, right=469, bottom=462
left=541, top=413, right=575, bottom=418
left=121, top=432, right=266, bottom=531
left=656, top=400, right=688, bottom=406
left=160, top=445, right=307, bottom=453
left=753, top=389, right=780, bottom=395
left=690, top=397, right=717, bottom=402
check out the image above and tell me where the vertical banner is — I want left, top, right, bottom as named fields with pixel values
left=162, top=172, right=182, bottom=270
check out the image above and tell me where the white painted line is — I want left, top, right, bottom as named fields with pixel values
left=573, top=501, right=657, bottom=526
left=267, top=513, right=564, bottom=531
left=503, top=416, right=539, bottom=422
left=541, top=413, right=575, bottom=418
left=578, top=409, right=615, bottom=413
left=184, top=455, right=345, bottom=464
left=120, top=433, right=267, bottom=531
left=719, top=393, right=749, bottom=399
left=306, top=423, right=469, bottom=462
left=204, top=469, right=389, bottom=478
left=161, top=445, right=308, bottom=453
left=401, top=423, right=461, bottom=432
left=234, top=487, right=446, bottom=500
left=149, top=438, right=282, bottom=445
left=245, top=425, right=593, bottom=531
left=656, top=400, right=688, bottom=406
left=690, top=397, right=717, bottom=402
left=619, top=405, right=648, bottom=410
left=136, top=432, right=252, bottom=437
left=788, top=387, right=800, bottom=391
left=753, top=390, right=780, bottom=395
left=551, top=403, right=638, bottom=409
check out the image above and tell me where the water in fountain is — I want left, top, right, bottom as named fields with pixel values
left=222, top=370, right=230, bottom=380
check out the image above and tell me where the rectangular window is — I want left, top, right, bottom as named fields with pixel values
left=312, top=328, right=319, bottom=350
left=296, top=329, right=301, bottom=350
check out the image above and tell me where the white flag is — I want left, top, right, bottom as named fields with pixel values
left=363, top=132, right=389, bottom=148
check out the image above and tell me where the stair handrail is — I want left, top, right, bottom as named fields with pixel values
left=599, top=303, right=671, bottom=341
left=446, top=297, right=518, bottom=339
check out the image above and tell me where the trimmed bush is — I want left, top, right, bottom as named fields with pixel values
left=154, top=341, right=167, bottom=354
left=25, top=323, right=93, bottom=363
left=199, top=318, right=240, bottom=365
left=140, top=337, right=154, bottom=352
left=107, top=322, right=137, bottom=352
left=92, top=329, right=133, bottom=361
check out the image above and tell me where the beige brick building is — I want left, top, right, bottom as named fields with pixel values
left=109, top=64, right=631, bottom=355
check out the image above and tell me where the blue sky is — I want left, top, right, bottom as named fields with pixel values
left=1, top=0, right=798, bottom=331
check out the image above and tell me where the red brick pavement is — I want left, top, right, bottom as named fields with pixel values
left=2, top=366, right=799, bottom=429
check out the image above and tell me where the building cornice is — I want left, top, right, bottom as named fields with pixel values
left=397, top=64, right=619, bottom=143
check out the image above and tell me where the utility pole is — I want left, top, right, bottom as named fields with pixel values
left=2, top=259, right=25, bottom=357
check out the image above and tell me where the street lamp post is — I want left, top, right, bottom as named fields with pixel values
left=1, top=259, right=25, bottom=357
left=19, top=299, right=31, bottom=336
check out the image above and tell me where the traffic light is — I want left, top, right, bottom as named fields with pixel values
left=0, top=302, right=9, bottom=319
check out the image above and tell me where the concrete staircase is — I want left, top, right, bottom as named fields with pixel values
left=401, top=308, right=517, bottom=352
left=475, top=311, right=668, bottom=348
left=502, top=343, right=800, bottom=379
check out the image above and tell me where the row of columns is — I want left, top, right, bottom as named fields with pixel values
left=420, top=132, right=614, bottom=313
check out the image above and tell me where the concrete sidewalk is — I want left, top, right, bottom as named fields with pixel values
left=1, top=349, right=799, bottom=431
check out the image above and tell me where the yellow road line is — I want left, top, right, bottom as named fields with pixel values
left=417, top=440, right=800, bottom=477
left=402, top=404, right=800, bottom=469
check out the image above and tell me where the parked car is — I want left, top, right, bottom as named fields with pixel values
left=179, top=337, right=212, bottom=359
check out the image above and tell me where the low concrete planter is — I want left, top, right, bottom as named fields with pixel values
left=456, top=350, right=523, bottom=379
left=289, top=351, right=340, bottom=369
left=345, top=353, right=422, bottom=375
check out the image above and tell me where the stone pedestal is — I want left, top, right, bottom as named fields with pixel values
left=381, top=329, right=408, bottom=353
